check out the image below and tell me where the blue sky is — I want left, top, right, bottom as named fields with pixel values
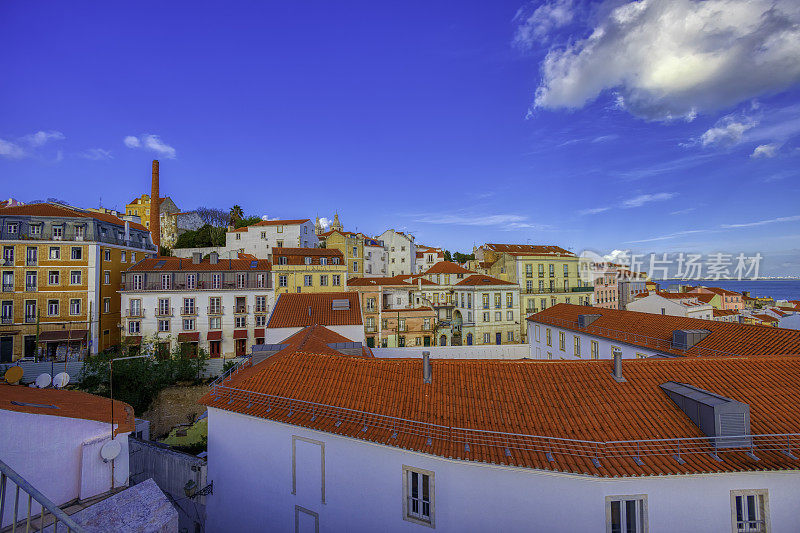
left=2, top=0, right=799, bottom=275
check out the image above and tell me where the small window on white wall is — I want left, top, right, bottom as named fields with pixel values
left=403, top=466, right=434, bottom=527
left=606, top=495, right=647, bottom=533
left=731, top=490, right=769, bottom=533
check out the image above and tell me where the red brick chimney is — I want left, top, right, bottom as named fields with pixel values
left=151, top=160, right=161, bottom=249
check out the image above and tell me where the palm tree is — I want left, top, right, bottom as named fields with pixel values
left=229, top=205, right=244, bottom=225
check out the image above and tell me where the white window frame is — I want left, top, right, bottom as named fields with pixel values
left=730, top=489, right=769, bottom=533
left=403, top=465, right=434, bottom=528
left=605, top=494, right=648, bottom=533
left=158, top=319, right=170, bottom=332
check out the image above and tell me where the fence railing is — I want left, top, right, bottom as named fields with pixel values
left=209, top=380, right=800, bottom=468
left=0, top=458, right=86, bottom=532
left=121, top=280, right=270, bottom=291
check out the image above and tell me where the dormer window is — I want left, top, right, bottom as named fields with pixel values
left=278, top=256, right=288, bottom=265
left=6, top=223, right=18, bottom=234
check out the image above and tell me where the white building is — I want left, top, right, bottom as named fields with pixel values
left=451, top=274, right=521, bottom=346
left=0, top=385, right=134, bottom=528
left=363, top=236, right=388, bottom=277
left=264, top=291, right=364, bottom=344
left=120, top=252, right=274, bottom=358
left=415, top=245, right=445, bottom=273
left=526, top=303, right=800, bottom=360
left=379, top=229, right=416, bottom=277
left=202, top=325, right=800, bottom=532
left=227, top=219, right=318, bottom=256
left=626, top=292, right=713, bottom=320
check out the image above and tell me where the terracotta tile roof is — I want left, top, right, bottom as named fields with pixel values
left=691, top=287, right=741, bottom=297
left=232, top=219, right=310, bottom=232
left=237, top=253, right=258, bottom=260
left=0, top=384, right=134, bottom=433
left=752, top=314, right=779, bottom=323
left=528, top=304, right=800, bottom=357
left=272, top=247, right=344, bottom=266
left=201, top=336, right=800, bottom=477
left=484, top=243, right=575, bottom=257
left=268, top=324, right=371, bottom=358
left=348, top=276, right=414, bottom=287
left=399, top=275, right=438, bottom=286
left=695, top=293, right=716, bottom=304
left=421, top=261, right=474, bottom=275
left=455, top=274, right=517, bottom=286
left=713, top=309, right=740, bottom=317
left=127, top=256, right=271, bottom=272
left=268, top=292, right=362, bottom=328
left=0, top=202, right=149, bottom=232
left=769, top=308, right=789, bottom=317
left=657, top=292, right=700, bottom=300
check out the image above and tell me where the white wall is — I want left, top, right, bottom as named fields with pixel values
left=373, top=344, right=530, bottom=359
left=363, top=243, right=387, bottom=277
left=206, top=408, right=800, bottom=533
left=379, top=230, right=415, bottom=276
left=527, top=321, right=664, bottom=360
left=226, top=221, right=318, bottom=257
left=264, top=324, right=366, bottom=345
left=626, top=295, right=714, bottom=320
left=0, top=410, right=129, bottom=527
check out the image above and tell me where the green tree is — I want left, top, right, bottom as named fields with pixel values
left=174, top=224, right=226, bottom=248
left=234, top=215, right=261, bottom=229
left=443, top=250, right=453, bottom=261
left=229, top=205, right=244, bottom=225
left=453, top=252, right=475, bottom=263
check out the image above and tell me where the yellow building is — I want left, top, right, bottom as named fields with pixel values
left=0, top=203, right=155, bottom=361
left=125, top=194, right=180, bottom=241
left=474, top=244, right=590, bottom=340
left=317, top=229, right=365, bottom=278
left=271, top=248, right=348, bottom=295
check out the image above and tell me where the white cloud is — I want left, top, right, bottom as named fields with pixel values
left=411, top=212, right=550, bottom=230
left=625, top=229, right=715, bottom=244
left=722, top=214, right=800, bottom=229
left=529, top=0, right=800, bottom=120
left=0, top=130, right=65, bottom=159
left=261, top=215, right=281, bottom=221
left=670, top=207, right=696, bottom=215
left=78, top=148, right=113, bottom=160
left=0, top=138, right=26, bottom=159
left=124, top=134, right=176, bottom=158
left=698, top=115, right=757, bottom=147
left=21, top=130, right=65, bottom=147
left=578, top=207, right=611, bottom=216
left=318, top=217, right=332, bottom=229
left=514, top=0, right=575, bottom=47
left=621, top=192, right=677, bottom=208
left=751, top=143, right=780, bottom=158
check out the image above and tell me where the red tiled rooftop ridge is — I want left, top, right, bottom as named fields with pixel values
left=267, top=292, right=362, bottom=328
left=455, top=274, right=516, bottom=286
left=127, top=256, right=271, bottom=272
left=421, top=261, right=474, bottom=275
left=485, top=243, right=575, bottom=257
left=0, top=202, right=149, bottom=232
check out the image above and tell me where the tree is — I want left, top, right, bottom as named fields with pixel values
left=234, top=215, right=261, bottom=229
left=229, top=205, right=244, bottom=225
left=443, top=250, right=453, bottom=262
left=174, top=224, right=226, bottom=248
left=195, top=207, right=228, bottom=227
left=453, top=252, right=475, bottom=264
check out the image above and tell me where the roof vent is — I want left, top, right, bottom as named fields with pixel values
left=327, top=342, right=364, bottom=357
left=611, top=347, right=625, bottom=382
left=660, top=381, right=750, bottom=448
left=209, top=252, right=219, bottom=264
left=422, top=351, right=432, bottom=384
left=672, top=329, right=710, bottom=350
left=331, top=299, right=350, bottom=310
left=578, top=314, right=601, bottom=328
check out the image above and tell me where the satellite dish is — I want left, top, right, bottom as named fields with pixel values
left=35, top=373, right=52, bottom=388
left=100, top=440, right=122, bottom=462
left=4, top=366, right=23, bottom=385
left=53, top=372, right=70, bottom=389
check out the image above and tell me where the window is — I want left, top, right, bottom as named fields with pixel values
left=52, top=225, right=63, bottom=239
left=483, top=312, right=490, bottom=322
left=158, top=319, right=170, bottom=332
left=70, top=270, right=81, bottom=285
left=482, top=294, right=489, bottom=309
left=277, top=256, right=288, bottom=265
left=208, top=297, right=221, bottom=315
left=352, top=261, right=358, bottom=272
left=104, top=270, right=110, bottom=284
left=6, top=223, right=18, bottom=234
left=161, top=274, right=171, bottom=290
left=256, top=273, right=266, bottom=288
left=318, top=274, right=329, bottom=287
left=606, top=495, right=647, bottom=533
left=332, top=275, right=341, bottom=286
left=103, top=297, right=110, bottom=313
left=304, top=275, right=312, bottom=286
left=495, top=311, right=501, bottom=321
left=352, top=246, right=358, bottom=258
left=47, top=246, right=60, bottom=260
left=70, top=247, right=82, bottom=260
left=211, top=273, right=221, bottom=289
left=591, top=340, right=599, bottom=359
left=276, top=239, right=284, bottom=248
left=235, top=316, right=247, bottom=328
left=332, top=257, right=340, bottom=265
left=237, top=273, right=246, bottom=289
left=183, top=298, right=195, bottom=314
left=209, top=316, right=222, bottom=329
left=69, top=299, right=81, bottom=315
left=276, top=225, right=283, bottom=233
left=546, top=328, right=552, bottom=346
left=120, top=250, right=126, bottom=262
left=507, top=331, right=514, bottom=342
left=45, top=299, right=59, bottom=316
left=183, top=318, right=195, bottom=331
left=506, top=310, right=513, bottom=320
left=483, top=333, right=490, bottom=343
left=563, top=264, right=569, bottom=276
left=235, top=233, right=241, bottom=241
left=255, top=314, right=266, bottom=326
left=131, top=252, right=135, bottom=262
left=403, top=466, right=434, bottom=527
left=186, top=274, right=196, bottom=289
left=731, top=490, right=769, bottom=533
left=559, top=331, right=565, bottom=351
left=573, top=335, right=581, bottom=357
left=48, top=270, right=60, bottom=285
left=128, top=321, right=140, bottom=334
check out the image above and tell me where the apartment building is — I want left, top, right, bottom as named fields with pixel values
left=627, top=292, right=714, bottom=320
left=414, top=245, right=445, bottom=273
left=378, top=229, right=416, bottom=276
left=226, top=219, right=318, bottom=257
left=348, top=277, right=436, bottom=348
left=451, top=274, right=521, bottom=346
left=474, top=244, right=591, bottom=340
left=125, top=194, right=179, bottom=232
left=592, top=267, right=618, bottom=309
left=203, top=323, right=800, bottom=532
left=0, top=203, right=155, bottom=361
left=526, top=303, right=800, bottom=360
left=317, top=229, right=369, bottom=278
left=120, top=253, right=273, bottom=357
left=617, top=269, right=648, bottom=308
left=362, top=236, right=387, bottom=277
left=271, top=248, right=347, bottom=295
left=688, top=286, right=745, bottom=311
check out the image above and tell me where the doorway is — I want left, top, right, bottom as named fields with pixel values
left=0, top=336, right=12, bottom=362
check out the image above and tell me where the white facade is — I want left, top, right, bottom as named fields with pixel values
left=206, top=407, right=800, bottom=533
left=363, top=242, right=388, bottom=277
left=264, top=324, right=366, bottom=345
left=226, top=220, right=318, bottom=258
left=0, top=410, right=130, bottom=528
left=453, top=284, right=521, bottom=345
left=627, top=293, right=713, bottom=320
left=379, top=229, right=416, bottom=277
left=527, top=320, right=667, bottom=360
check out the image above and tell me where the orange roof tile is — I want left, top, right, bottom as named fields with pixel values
left=272, top=247, right=344, bottom=266
left=752, top=314, right=779, bottom=323
left=201, top=330, right=800, bottom=477
left=348, top=276, right=414, bottom=287
left=528, top=304, right=800, bottom=357
left=232, top=219, right=310, bottom=232
left=485, top=243, right=575, bottom=257
left=268, top=292, right=362, bottom=328
left=713, top=309, right=739, bottom=317
left=0, top=202, right=149, bottom=232
left=421, top=261, right=475, bottom=275
left=127, top=256, right=271, bottom=272
left=455, top=274, right=517, bottom=286
left=0, top=384, right=134, bottom=432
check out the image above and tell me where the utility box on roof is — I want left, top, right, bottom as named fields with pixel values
left=671, top=329, right=710, bottom=350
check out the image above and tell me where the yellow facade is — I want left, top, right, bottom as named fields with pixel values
left=320, top=231, right=365, bottom=278
left=125, top=194, right=154, bottom=227
left=272, top=264, right=349, bottom=295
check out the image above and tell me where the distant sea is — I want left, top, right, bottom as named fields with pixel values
left=657, top=279, right=800, bottom=302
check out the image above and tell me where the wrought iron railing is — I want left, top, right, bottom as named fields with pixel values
left=0, top=458, right=86, bottom=532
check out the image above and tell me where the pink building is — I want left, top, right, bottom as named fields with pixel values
left=592, top=268, right=618, bottom=309
left=688, top=286, right=744, bottom=311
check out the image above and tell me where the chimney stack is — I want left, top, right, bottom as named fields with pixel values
left=151, top=160, right=161, bottom=249
left=422, top=351, right=432, bottom=384
left=612, top=347, right=625, bottom=382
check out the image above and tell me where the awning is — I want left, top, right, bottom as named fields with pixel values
left=38, top=329, right=88, bottom=342
left=254, top=328, right=265, bottom=338
left=233, top=329, right=248, bottom=339
left=207, top=331, right=222, bottom=341
left=177, top=332, right=200, bottom=342
left=126, top=336, right=142, bottom=345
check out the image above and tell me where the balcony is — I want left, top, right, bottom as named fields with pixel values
left=234, top=305, right=250, bottom=314
left=26, top=258, right=37, bottom=266
left=180, top=307, right=197, bottom=316
left=524, top=287, right=571, bottom=295
left=155, top=307, right=174, bottom=317
left=571, top=286, right=594, bottom=293
left=25, top=284, right=37, bottom=292
left=2, top=284, right=13, bottom=292
left=1, top=316, right=12, bottom=325
left=422, top=324, right=432, bottom=331
left=24, top=315, right=36, bottom=324
left=121, top=279, right=271, bottom=291
left=125, top=309, right=146, bottom=318
left=365, top=325, right=377, bottom=333
left=207, top=306, right=225, bottom=315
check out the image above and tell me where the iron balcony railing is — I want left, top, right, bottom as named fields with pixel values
left=180, top=307, right=197, bottom=316
left=524, top=287, right=568, bottom=295
left=24, top=315, right=36, bottom=324
left=210, top=374, right=800, bottom=469
left=25, top=284, right=37, bottom=292
left=234, top=305, right=250, bottom=314
left=0, top=458, right=86, bottom=532
left=124, top=309, right=145, bottom=318
left=121, top=280, right=270, bottom=291
left=1, top=316, right=12, bottom=325
left=155, top=307, right=174, bottom=317
left=2, top=284, right=13, bottom=292
left=207, top=306, right=225, bottom=315
left=365, top=326, right=377, bottom=333
left=26, top=258, right=37, bottom=266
